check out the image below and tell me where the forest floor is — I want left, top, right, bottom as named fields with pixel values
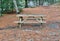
left=0, top=6, right=60, bottom=41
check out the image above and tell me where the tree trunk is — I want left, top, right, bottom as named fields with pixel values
left=25, top=0, right=28, bottom=8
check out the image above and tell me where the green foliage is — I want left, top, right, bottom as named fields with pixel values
left=57, top=0, right=60, bottom=3
left=0, top=0, right=25, bottom=13
left=17, top=0, right=25, bottom=9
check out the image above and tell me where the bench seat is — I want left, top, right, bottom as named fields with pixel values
left=14, top=21, right=46, bottom=24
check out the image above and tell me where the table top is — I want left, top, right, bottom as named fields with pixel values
left=16, top=14, right=46, bottom=17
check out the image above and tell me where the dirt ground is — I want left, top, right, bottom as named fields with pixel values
left=0, top=6, right=60, bottom=41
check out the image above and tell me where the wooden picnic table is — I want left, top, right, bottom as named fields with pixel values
left=14, top=14, right=46, bottom=28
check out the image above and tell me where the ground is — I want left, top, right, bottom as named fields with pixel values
left=0, top=6, right=60, bottom=41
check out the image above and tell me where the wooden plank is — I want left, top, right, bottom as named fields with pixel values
left=14, top=21, right=46, bottom=24
left=23, top=18, right=46, bottom=20
left=16, top=14, right=46, bottom=17
left=24, top=18, right=36, bottom=20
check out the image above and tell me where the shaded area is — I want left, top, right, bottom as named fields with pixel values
left=47, top=22, right=59, bottom=29
left=0, top=21, right=60, bottom=30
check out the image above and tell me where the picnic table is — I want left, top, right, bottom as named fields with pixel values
left=14, top=14, right=46, bottom=28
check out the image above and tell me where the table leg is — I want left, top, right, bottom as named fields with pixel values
left=19, top=23, right=22, bottom=29
left=19, top=17, right=22, bottom=29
